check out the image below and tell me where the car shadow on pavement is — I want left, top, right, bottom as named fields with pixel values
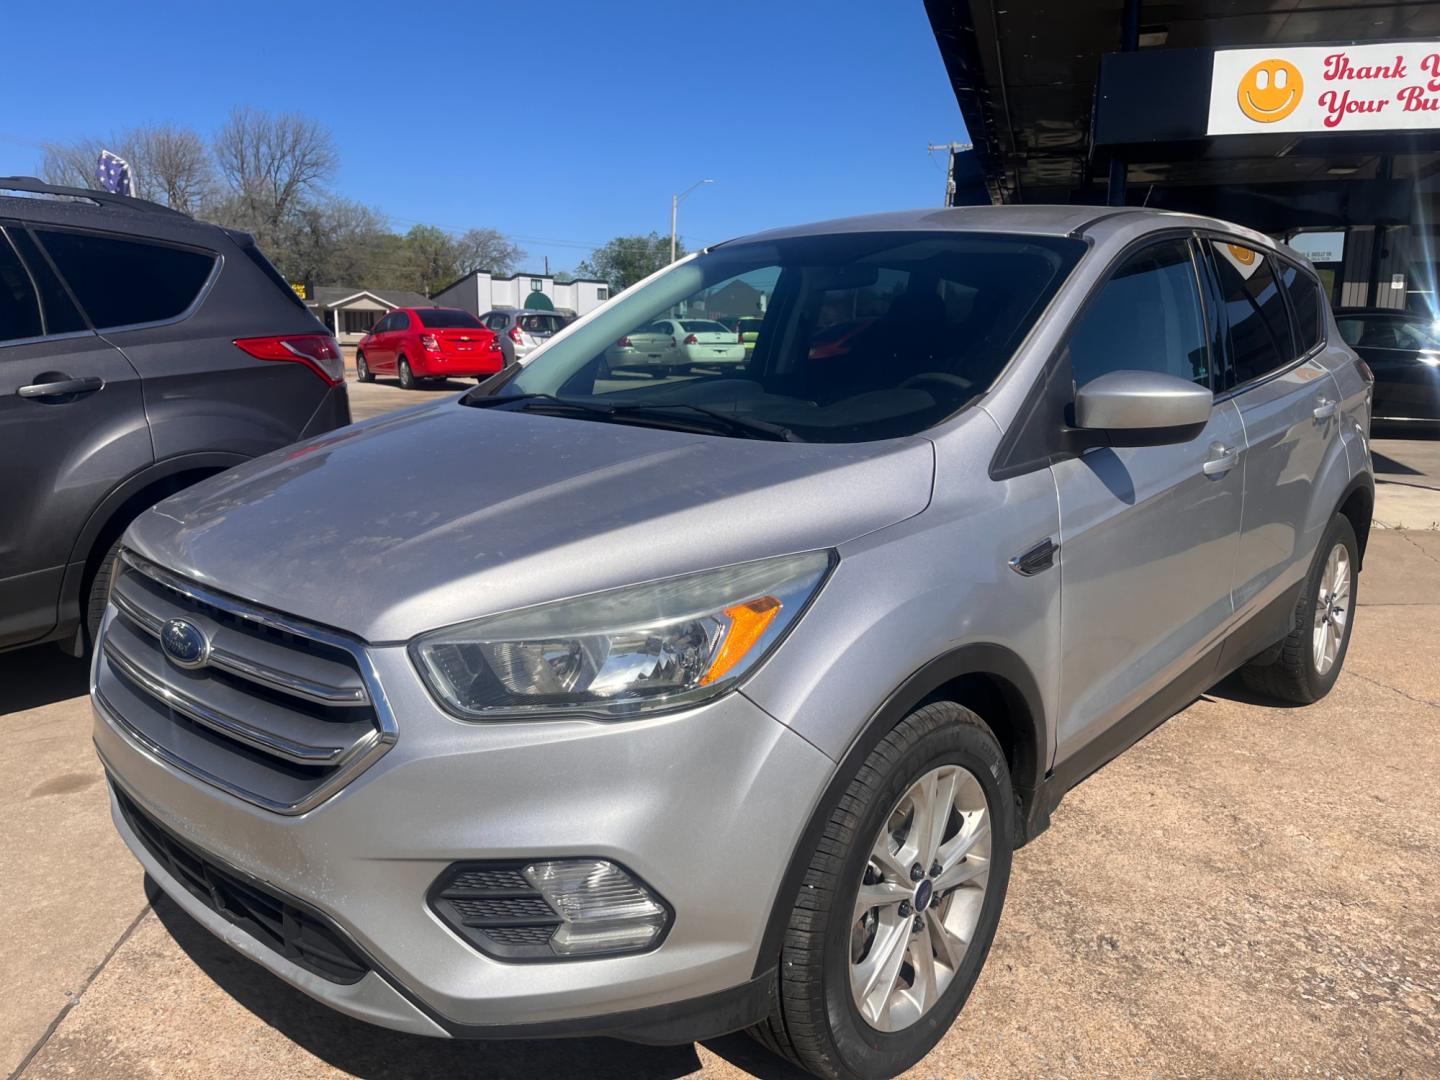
left=0, top=643, right=90, bottom=716
left=148, top=880, right=805, bottom=1080
left=1205, top=670, right=1309, bottom=709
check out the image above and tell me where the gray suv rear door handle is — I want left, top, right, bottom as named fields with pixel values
left=1313, top=397, right=1337, bottom=420
left=1202, top=444, right=1241, bottom=476
left=18, top=376, right=104, bottom=400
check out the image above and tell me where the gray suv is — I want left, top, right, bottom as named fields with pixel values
left=93, top=207, right=1372, bottom=1080
left=0, top=177, right=349, bottom=655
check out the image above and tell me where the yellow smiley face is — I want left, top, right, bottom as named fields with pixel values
left=1237, top=59, right=1304, bottom=123
left=1226, top=244, right=1257, bottom=265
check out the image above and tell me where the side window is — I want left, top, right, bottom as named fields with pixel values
left=1280, top=262, right=1324, bottom=355
left=36, top=229, right=216, bottom=330
left=372, top=314, right=392, bottom=333
left=391, top=311, right=412, bottom=330
left=1066, top=238, right=1210, bottom=389
left=487, top=314, right=507, bottom=330
left=7, top=229, right=87, bottom=336
left=1210, top=241, right=1295, bottom=388
left=0, top=232, right=43, bottom=342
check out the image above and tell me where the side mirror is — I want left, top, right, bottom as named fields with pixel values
left=1074, top=370, right=1212, bottom=447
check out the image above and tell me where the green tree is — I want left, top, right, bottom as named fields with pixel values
left=577, top=232, right=682, bottom=292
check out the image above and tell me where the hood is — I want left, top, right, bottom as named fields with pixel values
left=127, top=400, right=935, bottom=642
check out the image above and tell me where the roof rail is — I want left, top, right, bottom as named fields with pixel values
left=0, top=176, right=189, bottom=218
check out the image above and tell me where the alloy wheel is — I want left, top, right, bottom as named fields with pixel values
left=1313, top=542, right=1352, bottom=675
left=849, top=764, right=992, bottom=1032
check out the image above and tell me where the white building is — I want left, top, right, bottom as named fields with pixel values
left=432, top=271, right=610, bottom=319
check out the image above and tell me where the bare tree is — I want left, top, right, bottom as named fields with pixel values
left=212, top=108, right=337, bottom=243
left=455, top=227, right=524, bottom=277
left=40, top=124, right=213, bottom=213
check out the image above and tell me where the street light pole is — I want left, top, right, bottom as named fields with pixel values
left=670, top=178, right=714, bottom=262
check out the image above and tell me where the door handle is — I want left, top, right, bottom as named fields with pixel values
left=1202, top=444, right=1241, bottom=476
left=17, top=375, right=104, bottom=400
left=1009, top=537, right=1057, bottom=576
left=1313, top=397, right=1337, bottom=421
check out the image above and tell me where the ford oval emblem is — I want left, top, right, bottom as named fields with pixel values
left=160, top=618, right=209, bottom=669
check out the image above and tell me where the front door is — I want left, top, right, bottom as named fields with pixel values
left=1051, top=236, right=1245, bottom=761
left=0, top=224, right=151, bottom=647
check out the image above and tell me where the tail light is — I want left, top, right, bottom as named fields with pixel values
left=420, top=333, right=441, bottom=352
left=509, top=325, right=524, bottom=343
left=683, top=334, right=698, bottom=346
left=233, top=334, right=345, bottom=386
left=1356, top=358, right=1375, bottom=384
left=617, top=336, right=632, bottom=348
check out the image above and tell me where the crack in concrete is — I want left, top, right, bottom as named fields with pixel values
left=7, top=904, right=151, bottom=1080
left=1345, top=670, right=1440, bottom=712
left=1393, top=529, right=1440, bottom=568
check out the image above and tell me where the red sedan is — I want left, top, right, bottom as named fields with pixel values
left=356, top=307, right=505, bottom=389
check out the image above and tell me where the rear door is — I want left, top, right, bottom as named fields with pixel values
left=1204, top=239, right=1340, bottom=621
left=0, top=223, right=151, bottom=648
left=1051, top=235, right=1246, bottom=761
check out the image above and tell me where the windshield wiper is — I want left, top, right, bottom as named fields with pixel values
left=463, top=393, right=801, bottom=442
left=606, top=402, right=801, bottom=442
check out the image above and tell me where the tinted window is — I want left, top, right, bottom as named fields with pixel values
left=38, top=230, right=215, bottom=329
left=418, top=308, right=484, bottom=328
left=504, top=231, right=1083, bottom=443
left=0, top=233, right=42, bottom=342
left=519, top=313, right=565, bottom=334
left=680, top=320, right=733, bottom=333
left=1280, top=262, right=1324, bottom=354
left=1337, top=314, right=1440, bottom=351
left=391, top=311, right=412, bottom=330
left=1211, top=241, right=1294, bottom=388
left=1067, top=239, right=1210, bottom=388
left=5, top=228, right=87, bottom=337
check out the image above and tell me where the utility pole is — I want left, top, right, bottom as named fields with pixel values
left=671, top=178, right=714, bottom=262
left=927, top=142, right=973, bottom=206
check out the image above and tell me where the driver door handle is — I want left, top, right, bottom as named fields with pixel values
left=1313, top=397, right=1337, bottom=420
left=17, top=375, right=104, bottom=399
left=1202, top=444, right=1241, bottom=476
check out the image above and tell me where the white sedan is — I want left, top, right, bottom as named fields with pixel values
left=604, top=318, right=745, bottom=376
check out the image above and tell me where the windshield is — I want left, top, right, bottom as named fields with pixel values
left=1338, top=313, right=1440, bottom=351
left=495, top=231, right=1083, bottom=443
left=418, top=309, right=484, bottom=328
left=519, top=313, right=566, bottom=335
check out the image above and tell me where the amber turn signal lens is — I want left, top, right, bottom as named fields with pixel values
left=701, top=596, right=781, bottom=686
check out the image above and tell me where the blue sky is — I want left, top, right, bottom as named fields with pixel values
left=1, top=0, right=967, bottom=274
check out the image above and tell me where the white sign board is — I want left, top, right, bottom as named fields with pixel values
left=1208, top=42, right=1440, bottom=136
left=1288, top=231, right=1345, bottom=265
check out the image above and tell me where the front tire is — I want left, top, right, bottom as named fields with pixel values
left=356, top=350, right=374, bottom=382
left=751, top=701, right=1013, bottom=1080
left=397, top=356, right=416, bottom=390
left=1241, top=514, right=1359, bottom=704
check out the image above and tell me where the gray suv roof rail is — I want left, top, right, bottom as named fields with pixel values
left=0, top=175, right=190, bottom=218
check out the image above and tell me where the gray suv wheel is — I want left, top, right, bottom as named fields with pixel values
left=751, top=702, right=1013, bottom=1080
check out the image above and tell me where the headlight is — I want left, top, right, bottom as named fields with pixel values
left=410, top=550, right=832, bottom=719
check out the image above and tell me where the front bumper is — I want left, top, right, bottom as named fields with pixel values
left=93, top=643, right=832, bottom=1038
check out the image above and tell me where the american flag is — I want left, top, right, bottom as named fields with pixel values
left=96, top=150, right=133, bottom=196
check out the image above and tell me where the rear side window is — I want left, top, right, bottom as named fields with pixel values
left=1067, top=238, right=1210, bottom=388
left=1210, top=241, right=1295, bottom=388
left=392, top=311, right=413, bottom=330
left=8, top=229, right=87, bottom=336
left=0, top=233, right=42, bottom=342
left=37, top=229, right=216, bottom=330
left=418, top=309, right=483, bottom=328
left=1280, top=262, right=1325, bottom=355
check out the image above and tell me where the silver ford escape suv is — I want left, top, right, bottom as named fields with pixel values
left=93, top=207, right=1374, bottom=1080
left=1, top=176, right=349, bottom=656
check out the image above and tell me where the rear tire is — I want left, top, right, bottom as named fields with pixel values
left=398, top=356, right=416, bottom=390
left=750, top=701, right=1013, bottom=1080
left=356, top=351, right=374, bottom=382
left=1240, top=514, right=1359, bottom=704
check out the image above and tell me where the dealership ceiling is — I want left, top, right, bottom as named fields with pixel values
left=925, top=0, right=1440, bottom=209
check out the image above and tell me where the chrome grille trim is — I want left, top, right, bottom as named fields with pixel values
left=102, top=640, right=349, bottom=766
left=98, top=550, right=398, bottom=815
left=110, top=583, right=369, bottom=707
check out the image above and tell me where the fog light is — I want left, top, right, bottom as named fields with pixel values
left=524, top=860, right=667, bottom=956
left=428, top=858, right=671, bottom=961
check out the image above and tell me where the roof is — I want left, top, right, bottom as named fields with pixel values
left=308, top=286, right=435, bottom=310
left=725, top=205, right=1128, bottom=244
left=431, top=269, right=609, bottom=297
left=924, top=0, right=1440, bottom=208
